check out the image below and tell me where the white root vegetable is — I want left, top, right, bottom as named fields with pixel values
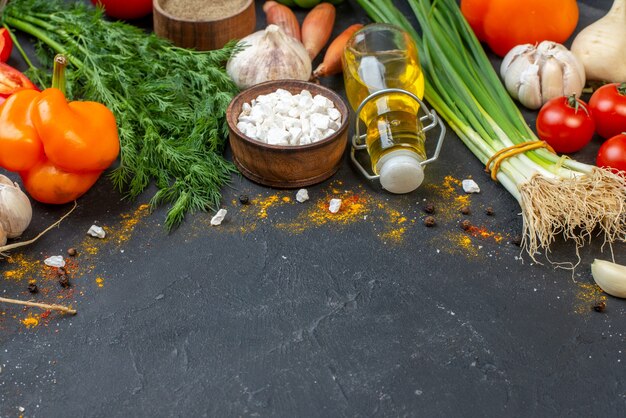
left=500, top=41, right=585, bottom=109
left=591, top=259, right=626, bottom=299
left=570, top=0, right=626, bottom=82
left=226, top=25, right=312, bottom=89
left=0, top=174, right=32, bottom=244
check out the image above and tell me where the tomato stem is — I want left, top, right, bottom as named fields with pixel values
left=567, top=93, right=589, bottom=116
left=51, top=54, right=67, bottom=95
left=618, top=83, right=626, bottom=96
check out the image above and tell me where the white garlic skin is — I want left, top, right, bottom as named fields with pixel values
left=591, top=259, right=626, bottom=299
left=500, top=41, right=585, bottom=109
left=0, top=174, right=32, bottom=239
left=227, top=25, right=312, bottom=90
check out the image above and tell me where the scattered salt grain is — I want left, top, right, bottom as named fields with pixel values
left=329, top=198, right=342, bottom=213
left=462, top=179, right=480, bottom=193
left=87, top=225, right=106, bottom=238
left=44, top=256, right=65, bottom=268
left=296, top=189, right=309, bottom=203
left=210, top=209, right=227, bottom=226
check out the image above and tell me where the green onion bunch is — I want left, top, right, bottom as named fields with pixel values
left=357, top=0, right=626, bottom=264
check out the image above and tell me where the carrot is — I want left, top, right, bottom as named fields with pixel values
left=313, top=23, right=363, bottom=79
left=263, top=1, right=301, bottom=41
left=301, top=3, right=336, bottom=61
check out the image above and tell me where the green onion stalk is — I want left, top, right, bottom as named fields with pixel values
left=1, top=0, right=240, bottom=230
left=356, top=0, right=626, bottom=265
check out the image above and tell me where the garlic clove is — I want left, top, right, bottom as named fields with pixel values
left=591, top=259, right=626, bottom=299
left=0, top=175, right=13, bottom=187
left=500, top=44, right=532, bottom=75
left=0, top=224, right=6, bottom=247
left=561, top=59, right=585, bottom=98
left=552, top=49, right=585, bottom=96
left=503, top=54, right=532, bottom=100
left=540, top=58, right=564, bottom=103
left=517, top=64, right=542, bottom=110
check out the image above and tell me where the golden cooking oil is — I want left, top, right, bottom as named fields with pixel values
left=343, top=28, right=426, bottom=175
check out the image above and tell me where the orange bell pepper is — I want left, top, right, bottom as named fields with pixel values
left=0, top=89, right=42, bottom=171
left=460, top=0, right=579, bottom=57
left=0, top=86, right=119, bottom=204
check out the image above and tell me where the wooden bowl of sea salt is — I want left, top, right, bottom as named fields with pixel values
left=226, top=80, right=349, bottom=188
left=153, top=0, right=255, bottom=51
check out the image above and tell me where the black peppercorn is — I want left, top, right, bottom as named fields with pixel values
left=67, top=248, right=77, bottom=257
left=460, top=219, right=472, bottom=231
left=511, top=235, right=523, bottom=246
left=485, top=207, right=495, bottom=216
left=593, top=301, right=606, bottom=313
left=423, top=203, right=435, bottom=214
left=424, top=216, right=436, bottom=227
left=59, top=276, right=71, bottom=288
left=27, top=283, right=38, bottom=294
left=239, top=194, right=250, bottom=205
left=460, top=206, right=471, bottom=215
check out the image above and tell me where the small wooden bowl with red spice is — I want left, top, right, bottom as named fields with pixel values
left=226, top=80, right=350, bottom=188
left=153, top=0, right=255, bottom=51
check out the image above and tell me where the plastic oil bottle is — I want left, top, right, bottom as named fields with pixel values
left=343, top=23, right=427, bottom=194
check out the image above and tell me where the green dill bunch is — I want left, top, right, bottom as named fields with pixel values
left=3, top=0, right=241, bottom=229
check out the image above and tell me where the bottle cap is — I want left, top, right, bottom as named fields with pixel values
left=376, top=149, right=424, bottom=194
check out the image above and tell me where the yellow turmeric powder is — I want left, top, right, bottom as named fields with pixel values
left=21, top=313, right=40, bottom=328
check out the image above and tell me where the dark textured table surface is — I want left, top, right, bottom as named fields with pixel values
left=1, top=1, right=624, bottom=417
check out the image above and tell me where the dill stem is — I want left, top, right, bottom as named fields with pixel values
left=2, top=15, right=83, bottom=70
left=2, top=23, right=38, bottom=72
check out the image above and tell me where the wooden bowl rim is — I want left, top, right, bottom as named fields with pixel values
left=227, top=80, right=350, bottom=152
left=153, top=0, right=254, bottom=24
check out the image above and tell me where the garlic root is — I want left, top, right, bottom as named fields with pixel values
left=591, top=259, right=626, bottom=299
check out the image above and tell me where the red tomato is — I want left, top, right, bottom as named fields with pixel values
left=588, top=83, right=626, bottom=139
left=0, top=62, right=38, bottom=99
left=596, top=133, right=626, bottom=173
left=91, top=0, right=153, bottom=20
left=0, top=28, right=13, bottom=62
left=536, top=95, right=595, bottom=154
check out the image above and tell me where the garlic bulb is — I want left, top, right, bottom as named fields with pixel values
left=0, top=174, right=32, bottom=242
left=500, top=41, right=585, bottom=110
left=591, top=259, right=626, bottom=299
left=227, top=25, right=312, bottom=89
left=571, top=0, right=626, bottom=82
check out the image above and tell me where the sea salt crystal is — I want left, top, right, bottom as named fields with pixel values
left=44, top=256, right=65, bottom=268
left=329, top=198, right=342, bottom=213
left=210, top=209, right=227, bottom=226
left=310, top=113, right=330, bottom=130
left=87, top=225, right=106, bottom=238
left=328, top=107, right=341, bottom=121
left=238, top=89, right=341, bottom=146
left=267, top=127, right=290, bottom=145
left=296, top=189, right=309, bottom=203
left=462, top=179, right=481, bottom=193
